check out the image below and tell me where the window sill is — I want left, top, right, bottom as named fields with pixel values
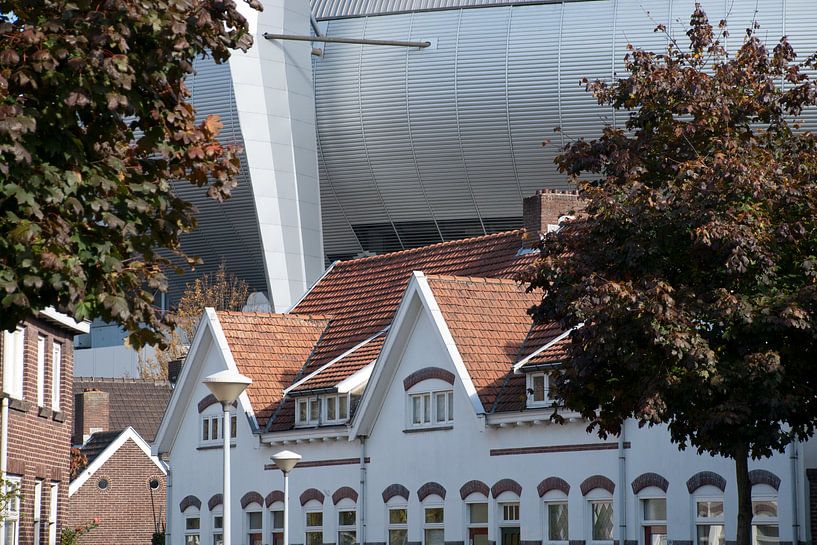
left=53, top=411, right=65, bottom=423
left=196, top=442, right=237, bottom=451
left=38, top=407, right=54, bottom=419
left=4, top=396, right=29, bottom=413
left=403, top=425, right=453, bottom=434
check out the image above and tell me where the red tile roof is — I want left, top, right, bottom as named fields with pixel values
left=424, top=275, right=541, bottom=412
left=215, top=312, right=330, bottom=426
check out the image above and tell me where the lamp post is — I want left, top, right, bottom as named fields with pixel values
left=271, top=450, right=302, bottom=545
left=203, top=370, right=252, bottom=545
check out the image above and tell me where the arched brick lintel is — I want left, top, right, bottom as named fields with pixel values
left=687, top=471, right=727, bottom=493
left=418, top=482, right=447, bottom=501
left=749, top=470, right=781, bottom=490
left=580, top=475, right=615, bottom=496
left=491, top=478, right=522, bottom=498
left=197, top=394, right=238, bottom=413
left=300, top=488, right=325, bottom=506
left=631, top=472, right=669, bottom=494
left=241, top=491, right=264, bottom=509
left=537, top=477, right=570, bottom=497
left=208, top=494, right=223, bottom=511
left=460, top=480, right=490, bottom=500
left=265, top=490, right=284, bottom=507
left=382, top=484, right=410, bottom=503
left=333, top=486, right=359, bottom=505
left=179, top=495, right=201, bottom=512
left=403, top=367, right=455, bottom=391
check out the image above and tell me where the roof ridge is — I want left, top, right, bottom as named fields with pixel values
left=73, top=377, right=171, bottom=385
left=332, top=229, right=523, bottom=267
left=217, top=310, right=333, bottom=321
left=425, top=274, right=523, bottom=286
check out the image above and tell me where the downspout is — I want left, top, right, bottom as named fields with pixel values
left=790, top=442, right=799, bottom=544
left=618, top=426, right=627, bottom=545
left=1, top=397, right=8, bottom=478
left=360, top=436, right=367, bottom=545
left=165, top=460, right=173, bottom=545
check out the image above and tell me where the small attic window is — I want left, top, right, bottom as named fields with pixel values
left=295, top=394, right=351, bottom=427
left=200, top=413, right=237, bottom=446
left=407, top=390, right=453, bottom=429
left=526, top=372, right=555, bottom=408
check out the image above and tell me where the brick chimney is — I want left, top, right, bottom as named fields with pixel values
left=73, top=389, right=109, bottom=445
left=522, top=189, right=583, bottom=246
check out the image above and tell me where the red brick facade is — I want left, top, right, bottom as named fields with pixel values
left=67, top=438, right=166, bottom=545
left=1, top=316, right=76, bottom=545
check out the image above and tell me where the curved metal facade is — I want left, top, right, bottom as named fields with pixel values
left=313, top=0, right=817, bottom=259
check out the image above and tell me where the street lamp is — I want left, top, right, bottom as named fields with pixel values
left=271, top=450, right=302, bottom=545
left=203, top=370, right=252, bottom=545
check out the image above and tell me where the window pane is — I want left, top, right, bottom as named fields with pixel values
left=592, top=502, right=613, bottom=541
left=468, top=503, right=488, bottom=524
left=447, top=391, right=453, bottom=420
left=502, top=503, right=519, bottom=521
left=248, top=532, right=262, bottom=545
left=697, top=501, right=724, bottom=518
left=643, top=499, right=667, bottom=521
left=412, top=396, right=422, bottom=424
left=185, top=536, right=201, bottom=545
left=339, top=395, right=348, bottom=419
left=339, top=511, right=356, bottom=526
left=425, top=529, right=444, bottom=545
left=299, top=400, right=307, bottom=422
left=423, top=394, right=431, bottom=423
left=327, top=396, right=336, bottom=420
left=339, top=530, right=356, bottom=545
left=753, top=525, right=779, bottom=545
left=306, top=512, right=323, bottom=527
left=390, top=529, right=408, bottom=545
left=697, top=525, right=725, bottom=545
left=211, top=418, right=219, bottom=440
left=547, top=503, right=568, bottom=541
left=533, top=375, right=546, bottom=402
left=213, top=533, right=223, bottom=545
left=752, top=500, right=777, bottom=517
left=271, top=532, right=283, bottom=545
left=310, top=399, right=319, bottom=420
left=271, top=511, right=284, bottom=529
left=425, top=507, right=444, bottom=524
left=436, top=393, right=446, bottom=423
left=248, top=512, right=262, bottom=530
left=306, top=532, right=323, bottom=545
left=231, top=415, right=237, bottom=438
left=186, top=518, right=200, bottom=530
left=202, top=419, right=209, bottom=441
left=389, top=508, right=407, bottom=524
left=213, top=516, right=223, bottom=530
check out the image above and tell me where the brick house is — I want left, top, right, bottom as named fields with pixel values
left=68, top=378, right=172, bottom=545
left=1, top=310, right=89, bottom=545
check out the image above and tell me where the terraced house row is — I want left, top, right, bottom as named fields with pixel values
left=154, top=191, right=817, bottom=545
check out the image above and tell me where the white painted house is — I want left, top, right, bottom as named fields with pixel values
left=154, top=192, right=817, bottom=545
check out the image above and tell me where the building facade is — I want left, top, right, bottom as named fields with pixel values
left=154, top=192, right=816, bottom=545
left=0, top=311, right=88, bottom=545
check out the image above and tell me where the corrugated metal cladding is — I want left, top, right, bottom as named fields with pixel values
left=313, top=0, right=817, bottom=260
left=169, top=58, right=268, bottom=304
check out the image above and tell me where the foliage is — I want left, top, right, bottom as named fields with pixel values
left=524, top=5, right=817, bottom=539
left=0, top=479, right=20, bottom=522
left=60, top=518, right=99, bottom=545
left=0, top=0, right=262, bottom=347
left=152, top=532, right=166, bottom=545
left=69, top=447, right=88, bottom=480
left=138, top=263, right=249, bottom=379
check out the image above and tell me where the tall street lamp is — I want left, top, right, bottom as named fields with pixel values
left=203, top=370, right=252, bottom=545
left=271, top=450, right=302, bottom=545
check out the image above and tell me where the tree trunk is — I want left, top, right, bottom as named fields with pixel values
left=735, top=444, right=752, bottom=545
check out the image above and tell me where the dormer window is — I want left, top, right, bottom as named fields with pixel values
left=295, top=394, right=352, bottom=427
left=409, top=390, right=453, bottom=428
left=526, top=372, right=555, bottom=408
left=324, top=394, right=349, bottom=424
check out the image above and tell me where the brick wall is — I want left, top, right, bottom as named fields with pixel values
left=67, top=438, right=166, bottom=545
left=522, top=189, right=584, bottom=244
left=73, top=389, right=110, bottom=445
left=1, top=316, right=75, bottom=545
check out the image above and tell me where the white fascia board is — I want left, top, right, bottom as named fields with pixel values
left=485, top=407, right=583, bottom=426
left=38, top=307, right=90, bottom=334
left=70, top=427, right=166, bottom=496
left=336, top=362, right=375, bottom=394
left=286, top=260, right=339, bottom=314
left=512, top=326, right=580, bottom=374
left=260, top=426, right=349, bottom=445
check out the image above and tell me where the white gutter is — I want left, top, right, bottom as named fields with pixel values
left=165, top=459, right=172, bottom=545
left=1, top=397, right=8, bottom=478
left=359, top=437, right=367, bottom=545
left=790, top=442, right=799, bottom=544
left=618, top=426, right=626, bottom=544
left=512, top=325, right=582, bottom=373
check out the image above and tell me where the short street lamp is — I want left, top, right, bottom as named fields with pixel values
left=271, top=450, right=302, bottom=545
left=203, top=370, right=252, bottom=545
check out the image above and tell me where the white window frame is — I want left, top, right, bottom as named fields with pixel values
left=323, top=393, right=350, bottom=424
left=386, top=502, right=408, bottom=545
left=527, top=372, right=558, bottom=408
left=305, top=508, right=323, bottom=545
left=408, top=389, right=453, bottom=429
left=212, top=509, right=223, bottom=545
left=543, top=492, right=569, bottom=544
left=465, top=499, right=489, bottom=545
left=184, top=508, right=201, bottom=545
left=33, top=479, right=43, bottom=545
left=246, top=508, right=263, bottom=545
left=295, top=396, right=322, bottom=427
left=3, top=327, right=25, bottom=400
left=1, top=476, right=21, bottom=545
left=36, top=335, right=46, bottom=407
left=51, top=343, right=61, bottom=410
left=48, top=482, right=58, bottom=545
left=586, top=491, right=614, bottom=545
left=423, top=503, right=445, bottom=545
left=694, top=496, right=725, bottom=545
left=199, top=413, right=237, bottom=447
left=751, top=491, right=778, bottom=545
left=639, top=495, right=667, bottom=545
left=269, top=504, right=284, bottom=545
left=337, top=507, right=357, bottom=545
left=497, top=500, right=520, bottom=545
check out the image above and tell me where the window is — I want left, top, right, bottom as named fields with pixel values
left=641, top=498, right=667, bottom=545
left=305, top=511, right=323, bottom=545
left=296, top=397, right=321, bottom=427
left=37, top=336, right=46, bottom=407
left=212, top=513, right=223, bottom=545
left=200, top=414, right=237, bottom=446
left=545, top=501, right=568, bottom=542
left=338, top=510, right=356, bottom=545
left=324, top=394, right=350, bottom=424
left=589, top=500, right=614, bottom=543
left=3, top=327, right=25, bottom=399
left=424, top=506, right=444, bottom=545
left=33, top=480, right=43, bottom=545
left=498, top=502, right=520, bottom=545
left=270, top=509, right=284, bottom=545
left=247, top=511, right=262, bottom=545
left=527, top=372, right=557, bottom=408
left=695, top=500, right=724, bottom=545
left=752, top=497, right=778, bottom=545
left=410, top=390, right=453, bottom=428
left=467, top=502, right=488, bottom=545
left=51, top=343, right=61, bottom=409
left=48, top=482, right=58, bottom=545
left=388, top=507, right=408, bottom=545
left=2, top=477, right=20, bottom=545
left=185, top=513, right=201, bottom=545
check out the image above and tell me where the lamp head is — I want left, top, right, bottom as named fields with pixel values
left=271, top=450, right=302, bottom=473
left=203, top=370, right=252, bottom=404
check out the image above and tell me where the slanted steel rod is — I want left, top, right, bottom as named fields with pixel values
left=263, top=32, right=430, bottom=48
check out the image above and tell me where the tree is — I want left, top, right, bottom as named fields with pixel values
left=138, top=263, right=249, bottom=379
left=524, top=6, right=817, bottom=542
left=0, top=0, right=261, bottom=347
